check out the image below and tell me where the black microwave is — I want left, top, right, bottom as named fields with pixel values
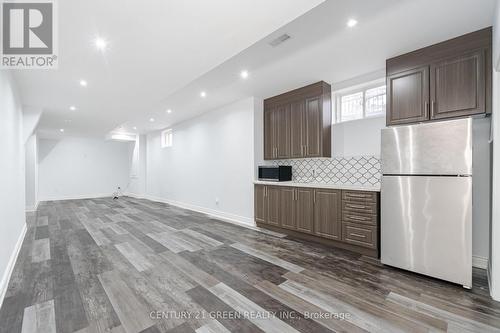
left=258, top=166, right=292, bottom=182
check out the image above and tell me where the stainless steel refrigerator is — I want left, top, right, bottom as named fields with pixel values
left=381, top=118, right=472, bottom=288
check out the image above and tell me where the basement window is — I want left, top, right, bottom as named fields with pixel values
left=333, top=80, right=386, bottom=123
left=161, top=129, right=173, bottom=148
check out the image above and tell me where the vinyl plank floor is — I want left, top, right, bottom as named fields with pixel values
left=21, top=299, right=56, bottom=333
left=0, top=197, right=499, bottom=333
left=31, top=238, right=50, bottom=263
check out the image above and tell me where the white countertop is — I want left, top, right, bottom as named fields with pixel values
left=253, top=180, right=380, bottom=192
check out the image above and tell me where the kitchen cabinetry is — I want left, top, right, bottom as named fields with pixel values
left=254, top=184, right=379, bottom=257
left=254, top=185, right=280, bottom=226
left=386, top=27, right=491, bottom=126
left=264, top=81, right=331, bottom=159
left=313, top=189, right=341, bottom=240
left=341, top=190, right=378, bottom=250
left=295, top=188, right=314, bottom=233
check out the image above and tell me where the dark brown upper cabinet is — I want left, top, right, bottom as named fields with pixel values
left=430, top=50, right=486, bottom=120
left=387, top=66, right=430, bottom=125
left=290, top=100, right=305, bottom=158
left=264, top=81, right=331, bottom=159
left=386, top=27, right=491, bottom=126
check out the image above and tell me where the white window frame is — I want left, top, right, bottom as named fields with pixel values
left=161, top=129, right=173, bottom=148
left=333, top=78, right=386, bottom=124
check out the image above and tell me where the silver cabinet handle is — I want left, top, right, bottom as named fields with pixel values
left=351, top=233, right=366, bottom=238
left=348, top=215, right=368, bottom=221
left=346, top=193, right=368, bottom=198
left=347, top=204, right=367, bottom=209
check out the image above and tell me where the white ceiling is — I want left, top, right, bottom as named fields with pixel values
left=14, top=0, right=325, bottom=137
left=14, top=0, right=497, bottom=138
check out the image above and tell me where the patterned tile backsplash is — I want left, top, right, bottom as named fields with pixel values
left=271, top=156, right=381, bottom=187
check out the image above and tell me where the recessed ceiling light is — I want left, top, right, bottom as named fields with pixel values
left=166, top=109, right=172, bottom=114
left=59, top=128, right=65, bottom=133
left=200, top=91, right=207, bottom=98
left=64, top=119, right=72, bottom=123
left=133, top=126, right=137, bottom=130
left=79, top=80, right=88, bottom=87
left=347, top=19, right=358, bottom=28
left=94, top=37, right=108, bottom=51
left=69, top=106, right=77, bottom=111
left=240, top=70, right=249, bottom=79
left=149, top=118, right=155, bottom=122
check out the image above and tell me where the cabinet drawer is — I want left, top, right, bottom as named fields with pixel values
left=342, top=212, right=376, bottom=225
left=342, top=201, right=377, bottom=215
left=342, top=190, right=377, bottom=203
left=342, top=223, right=377, bottom=249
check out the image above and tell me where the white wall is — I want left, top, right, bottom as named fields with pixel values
left=127, top=135, right=147, bottom=197
left=490, top=0, right=500, bottom=301
left=25, top=134, right=38, bottom=211
left=146, top=98, right=255, bottom=224
left=38, top=137, right=133, bottom=201
left=0, top=71, right=26, bottom=304
left=332, top=116, right=385, bottom=157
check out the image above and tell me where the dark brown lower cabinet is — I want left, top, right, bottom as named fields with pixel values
left=313, top=189, right=341, bottom=240
left=295, top=188, right=314, bottom=234
left=254, top=185, right=266, bottom=224
left=266, top=186, right=280, bottom=226
left=254, top=184, right=380, bottom=257
left=279, top=187, right=295, bottom=230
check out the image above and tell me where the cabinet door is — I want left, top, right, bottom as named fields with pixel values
left=295, top=188, right=314, bottom=234
left=314, top=189, right=341, bottom=240
left=266, top=186, right=280, bottom=226
left=263, top=108, right=275, bottom=160
left=254, top=185, right=266, bottom=224
left=430, top=50, right=485, bottom=120
left=276, top=105, right=291, bottom=159
left=304, top=97, right=322, bottom=157
left=387, top=66, right=430, bottom=126
left=290, top=100, right=305, bottom=158
left=279, top=187, right=295, bottom=230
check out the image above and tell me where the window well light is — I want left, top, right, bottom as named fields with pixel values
left=347, top=19, right=358, bottom=28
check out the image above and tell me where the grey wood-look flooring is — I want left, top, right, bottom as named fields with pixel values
left=1, top=197, right=499, bottom=333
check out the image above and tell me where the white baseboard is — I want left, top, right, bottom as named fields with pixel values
left=124, top=192, right=145, bottom=199
left=472, top=255, right=488, bottom=269
left=141, top=194, right=255, bottom=227
left=39, top=193, right=112, bottom=202
left=0, top=223, right=27, bottom=308
left=26, top=201, right=39, bottom=213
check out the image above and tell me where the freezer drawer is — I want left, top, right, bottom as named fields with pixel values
left=381, top=176, right=472, bottom=287
left=381, top=118, right=472, bottom=175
